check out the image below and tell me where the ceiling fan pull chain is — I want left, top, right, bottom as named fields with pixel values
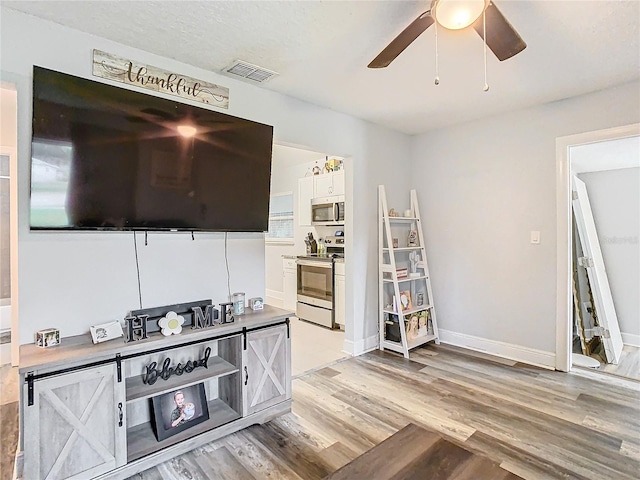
left=434, top=15, right=440, bottom=86
left=483, top=7, right=489, bottom=92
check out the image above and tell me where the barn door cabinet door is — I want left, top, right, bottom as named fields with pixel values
left=23, top=364, right=126, bottom=480
left=243, top=324, right=291, bottom=416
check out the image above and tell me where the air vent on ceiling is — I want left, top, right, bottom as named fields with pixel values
left=223, top=60, right=278, bottom=83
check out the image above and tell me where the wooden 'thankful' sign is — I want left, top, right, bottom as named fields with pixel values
left=92, top=49, right=229, bottom=109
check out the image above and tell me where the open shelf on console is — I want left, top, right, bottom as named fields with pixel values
left=126, top=357, right=238, bottom=402
left=127, top=398, right=241, bottom=462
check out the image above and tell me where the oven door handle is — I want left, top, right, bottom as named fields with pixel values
left=297, top=260, right=333, bottom=269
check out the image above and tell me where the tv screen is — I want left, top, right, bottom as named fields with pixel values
left=30, top=66, right=273, bottom=232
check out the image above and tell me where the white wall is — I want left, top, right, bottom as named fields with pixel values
left=1, top=8, right=412, bottom=350
left=265, top=156, right=319, bottom=296
left=410, top=82, right=640, bottom=367
left=578, top=167, right=640, bottom=344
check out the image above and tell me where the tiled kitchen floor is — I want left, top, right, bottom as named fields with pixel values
left=290, top=317, right=350, bottom=377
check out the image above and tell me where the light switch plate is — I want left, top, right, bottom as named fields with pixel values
left=531, top=231, right=541, bottom=244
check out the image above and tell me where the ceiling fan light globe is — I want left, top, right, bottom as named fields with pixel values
left=433, top=0, right=488, bottom=30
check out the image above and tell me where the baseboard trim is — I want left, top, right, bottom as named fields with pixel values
left=265, top=289, right=284, bottom=309
left=622, top=332, right=640, bottom=347
left=13, top=450, right=22, bottom=480
left=344, top=335, right=379, bottom=357
left=438, top=329, right=555, bottom=370
left=0, top=328, right=10, bottom=344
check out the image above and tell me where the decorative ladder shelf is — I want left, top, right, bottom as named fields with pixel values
left=378, top=185, right=440, bottom=358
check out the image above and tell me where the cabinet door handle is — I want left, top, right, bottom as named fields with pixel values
left=244, top=366, right=249, bottom=386
left=118, top=402, right=123, bottom=427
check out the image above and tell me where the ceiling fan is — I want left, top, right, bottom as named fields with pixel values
left=368, top=0, right=526, bottom=68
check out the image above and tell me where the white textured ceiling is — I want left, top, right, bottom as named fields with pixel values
left=3, top=0, right=639, bottom=135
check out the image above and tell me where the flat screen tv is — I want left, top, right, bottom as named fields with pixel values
left=30, top=66, right=273, bottom=232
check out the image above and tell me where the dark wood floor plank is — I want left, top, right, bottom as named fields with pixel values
left=326, top=423, right=521, bottom=480
left=316, top=367, right=341, bottom=379
left=581, top=415, right=640, bottom=451
left=317, top=442, right=358, bottom=471
left=443, top=394, right=640, bottom=479
left=222, top=429, right=304, bottom=480
left=415, top=354, right=583, bottom=407
left=325, top=423, right=441, bottom=480
left=323, top=360, right=477, bottom=441
left=464, top=430, right=589, bottom=480
left=129, top=466, right=166, bottom=479
left=191, top=445, right=256, bottom=480
left=245, top=421, right=332, bottom=480
left=0, top=402, right=18, bottom=480
left=576, top=392, right=640, bottom=422
left=153, top=453, right=210, bottom=480
left=416, top=360, right=590, bottom=425
left=430, top=377, right=624, bottom=454
left=292, top=387, right=387, bottom=454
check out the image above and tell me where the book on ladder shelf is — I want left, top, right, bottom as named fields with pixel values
left=378, top=185, right=440, bottom=358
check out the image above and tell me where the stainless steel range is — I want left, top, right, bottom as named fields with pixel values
left=296, top=235, right=344, bottom=328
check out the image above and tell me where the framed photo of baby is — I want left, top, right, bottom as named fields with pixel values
left=151, top=383, right=209, bottom=441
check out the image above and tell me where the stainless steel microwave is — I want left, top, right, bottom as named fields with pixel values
left=311, top=195, right=345, bottom=225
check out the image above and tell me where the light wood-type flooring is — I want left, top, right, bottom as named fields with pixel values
left=592, top=344, right=640, bottom=381
left=3, top=344, right=639, bottom=480
left=124, top=344, right=639, bottom=480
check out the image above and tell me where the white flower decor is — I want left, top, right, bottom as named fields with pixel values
left=158, top=311, right=185, bottom=336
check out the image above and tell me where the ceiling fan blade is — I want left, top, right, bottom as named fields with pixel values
left=472, top=1, right=526, bottom=61
left=368, top=11, right=435, bottom=68
left=140, top=107, right=177, bottom=121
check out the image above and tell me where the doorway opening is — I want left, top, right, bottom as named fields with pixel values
left=556, top=124, right=640, bottom=380
left=1, top=83, right=18, bottom=367
left=265, top=143, right=351, bottom=377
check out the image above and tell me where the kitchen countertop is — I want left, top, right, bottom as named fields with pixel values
left=297, top=254, right=345, bottom=262
left=283, top=254, right=345, bottom=262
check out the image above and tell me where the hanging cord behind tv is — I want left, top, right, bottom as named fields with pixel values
left=225, top=232, right=231, bottom=299
left=133, top=231, right=143, bottom=309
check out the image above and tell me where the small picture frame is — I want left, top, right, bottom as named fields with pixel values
left=417, top=311, right=430, bottom=338
left=405, top=313, right=420, bottom=341
left=249, top=297, right=264, bottom=310
left=90, top=321, right=124, bottom=344
left=407, top=230, right=418, bottom=247
left=35, top=328, right=60, bottom=348
left=405, top=311, right=429, bottom=341
left=398, top=290, right=412, bottom=311
left=151, top=383, right=209, bottom=441
left=392, top=238, right=399, bottom=248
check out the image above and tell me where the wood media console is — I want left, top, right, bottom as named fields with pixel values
left=17, top=305, right=293, bottom=480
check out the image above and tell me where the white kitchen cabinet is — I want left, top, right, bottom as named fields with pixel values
left=298, top=176, right=313, bottom=226
left=283, top=257, right=297, bottom=311
left=314, top=174, right=334, bottom=197
left=334, top=261, right=345, bottom=329
left=331, top=171, right=345, bottom=196
left=313, top=171, right=345, bottom=197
